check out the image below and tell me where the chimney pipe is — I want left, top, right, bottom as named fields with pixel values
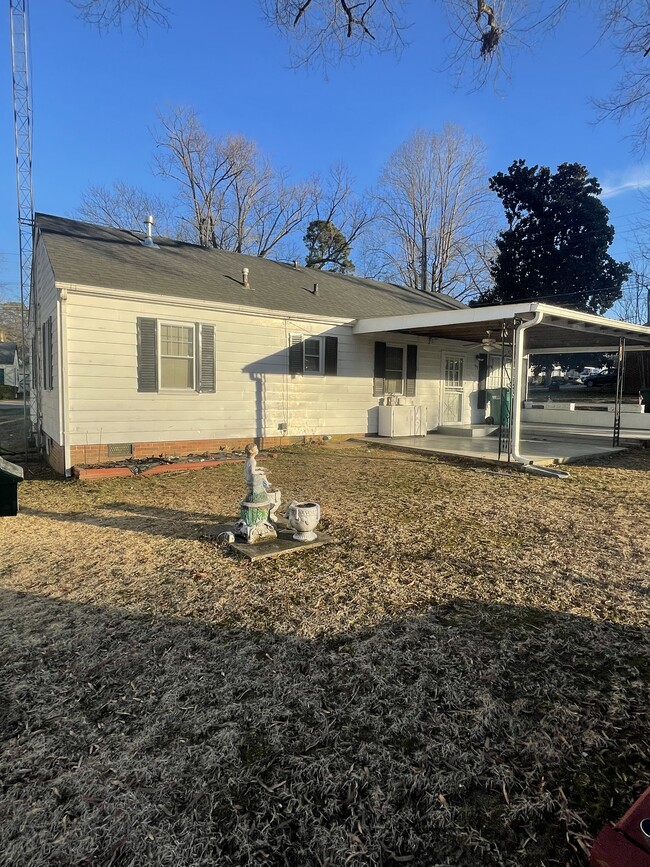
left=313, top=283, right=319, bottom=295
left=142, top=215, right=157, bottom=248
left=242, top=267, right=250, bottom=288
left=293, top=260, right=299, bottom=269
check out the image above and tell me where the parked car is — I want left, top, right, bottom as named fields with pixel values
left=579, top=367, right=602, bottom=382
left=583, top=369, right=618, bottom=387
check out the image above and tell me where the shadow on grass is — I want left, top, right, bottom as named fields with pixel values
left=19, top=502, right=234, bottom=541
left=1, top=589, right=648, bottom=867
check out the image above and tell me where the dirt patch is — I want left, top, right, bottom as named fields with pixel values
left=1, top=443, right=648, bottom=865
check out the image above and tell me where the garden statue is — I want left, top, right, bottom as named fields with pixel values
left=233, top=444, right=280, bottom=543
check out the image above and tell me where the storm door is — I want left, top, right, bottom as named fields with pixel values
left=441, top=355, right=464, bottom=424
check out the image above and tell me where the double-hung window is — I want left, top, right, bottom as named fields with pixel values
left=289, top=334, right=338, bottom=376
left=160, top=323, right=195, bottom=390
left=373, top=341, right=418, bottom=397
left=137, top=317, right=215, bottom=393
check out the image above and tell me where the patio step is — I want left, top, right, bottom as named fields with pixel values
left=436, top=424, right=499, bottom=438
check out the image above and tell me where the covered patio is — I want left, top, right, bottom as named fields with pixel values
left=354, top=301, right=650, bottom=466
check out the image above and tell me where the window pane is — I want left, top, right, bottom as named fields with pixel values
left=304, top=338, right=321, bottom=372
left=445, top=358, right=463, bottom=388
left=385, top=346, right=404, bottom=393
left=161, top=325, right=194, bottom=358
left=386, top=346, right=403, bottom=370
left=385, top=373, right=403, bottom=393
left=161, top=357, right=194, bottom=389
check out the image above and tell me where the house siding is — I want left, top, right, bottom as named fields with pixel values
left=59, top=291, right=445, bottom=467
left=31, top=234, right=61, bottom=455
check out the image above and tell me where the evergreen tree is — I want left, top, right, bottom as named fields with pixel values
left=304, top=220, right=354, bottom=273
left=480, top=160, right=630, bottom=315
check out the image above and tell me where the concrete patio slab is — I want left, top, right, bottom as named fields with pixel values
left=354, top=425, right=627, bottom=465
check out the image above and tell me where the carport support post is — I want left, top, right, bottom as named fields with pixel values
left=510, top=312, right=544, bottom=464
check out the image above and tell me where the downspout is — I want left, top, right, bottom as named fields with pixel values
left=510, top=310, right=544, bottom=465
left=57, top=286, right=71, bottom=477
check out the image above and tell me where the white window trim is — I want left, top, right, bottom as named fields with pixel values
left=158, top=320, right=196, bottom=392
left=303, top=335, right=323, bottom=375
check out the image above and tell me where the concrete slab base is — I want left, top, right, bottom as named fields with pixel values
left=206, top=522, right=334, bottom=561
left=437, top=424, right=499, bottom=438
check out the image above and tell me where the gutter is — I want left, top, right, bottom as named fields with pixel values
left=57, top=286, right=71, bottom=477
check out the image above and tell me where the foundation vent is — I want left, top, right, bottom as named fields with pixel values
left=107, top=443, right=134, bottom=457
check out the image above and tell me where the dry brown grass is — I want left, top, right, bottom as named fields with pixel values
left=1, top=443, right=649, bottom=866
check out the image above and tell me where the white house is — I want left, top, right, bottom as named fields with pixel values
left=31, top=214, right=650, bottom=475
left=0, top=342, right=19, bottom=391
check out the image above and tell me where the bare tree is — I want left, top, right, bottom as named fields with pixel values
left=153, top=107, right=242, bottom=248
left=308, top=163, right=373, bottom=254
left=613, top=265, right=650, bottom=325
left=77, top=181, right=181, bottom=237
left=372, top=125, right=496, bottom=298
left=262, top=0, right=407, bottom=66
left=154, top=108, right=310, bottom=257
left=248, top=170, right=311, bottom=258
left=71, top=0, right=169, bottom=32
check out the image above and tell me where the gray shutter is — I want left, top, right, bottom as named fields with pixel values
left=137, top=317, right=158, bottom=392
left=289, top=334, right=304, bottom=374
left=405, top=344, right=417, bottom=397
left=324, top=336, right=338, bottom=376
left=373, top=341, right=386, bottom=396
left=198, top=324, right=216, bottom=392
left=47, top=317, right=53, bottom=390
left=41, top=323, right=47, bottom=389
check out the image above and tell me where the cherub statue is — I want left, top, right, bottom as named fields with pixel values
left=244, top=443, right=271, bottom=495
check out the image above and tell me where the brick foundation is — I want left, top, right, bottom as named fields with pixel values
left=63, top=433, right=363, bottom=473
left=46, top=438, right=66, bottom=475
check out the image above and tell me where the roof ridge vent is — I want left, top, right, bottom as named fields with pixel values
left=141, top=215, right=158, bottom=248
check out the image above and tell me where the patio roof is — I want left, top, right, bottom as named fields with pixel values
left=353, top=302, right=650, bottom=352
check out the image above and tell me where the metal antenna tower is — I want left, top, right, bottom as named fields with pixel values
left=9, top=0, right=33, bottom=460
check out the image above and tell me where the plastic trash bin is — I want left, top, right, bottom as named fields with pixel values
left=640, top=388, right=650, bottom=409
left=486, top=388, right=511, bottom=425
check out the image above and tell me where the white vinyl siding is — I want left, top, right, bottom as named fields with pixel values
left=59, top=291, right=466, bottom=444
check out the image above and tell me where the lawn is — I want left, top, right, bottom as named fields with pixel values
left=1, top=443, right=649, bottom=866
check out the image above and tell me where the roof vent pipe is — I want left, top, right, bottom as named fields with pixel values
left=142, top=215, right=157, bottom=248
left=293, top=260, right=299, bottom=269
left=242, top=267, right=250, bottom=288
left=313, top=283, right=319, bottom=295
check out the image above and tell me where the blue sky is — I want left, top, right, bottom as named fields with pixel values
left=1, top=0, right=648, bottom=299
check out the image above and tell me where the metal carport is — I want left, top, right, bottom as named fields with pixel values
left=353, top=302, right=650, bottom=465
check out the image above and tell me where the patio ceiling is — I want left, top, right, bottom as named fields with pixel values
left=353, top=302, right=650, bottom=353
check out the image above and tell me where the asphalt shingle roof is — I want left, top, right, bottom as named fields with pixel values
left=36, top=214, right=466, bottom=320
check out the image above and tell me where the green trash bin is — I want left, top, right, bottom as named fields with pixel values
left=486, top=388, right=511, bottom=425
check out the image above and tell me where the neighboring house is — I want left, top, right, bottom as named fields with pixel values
left=0, top=342, right=19, bottom=391
left=31, top=214, right=650, bottom=475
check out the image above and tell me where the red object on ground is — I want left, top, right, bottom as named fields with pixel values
left=591, top=785, right=650, bottom=866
